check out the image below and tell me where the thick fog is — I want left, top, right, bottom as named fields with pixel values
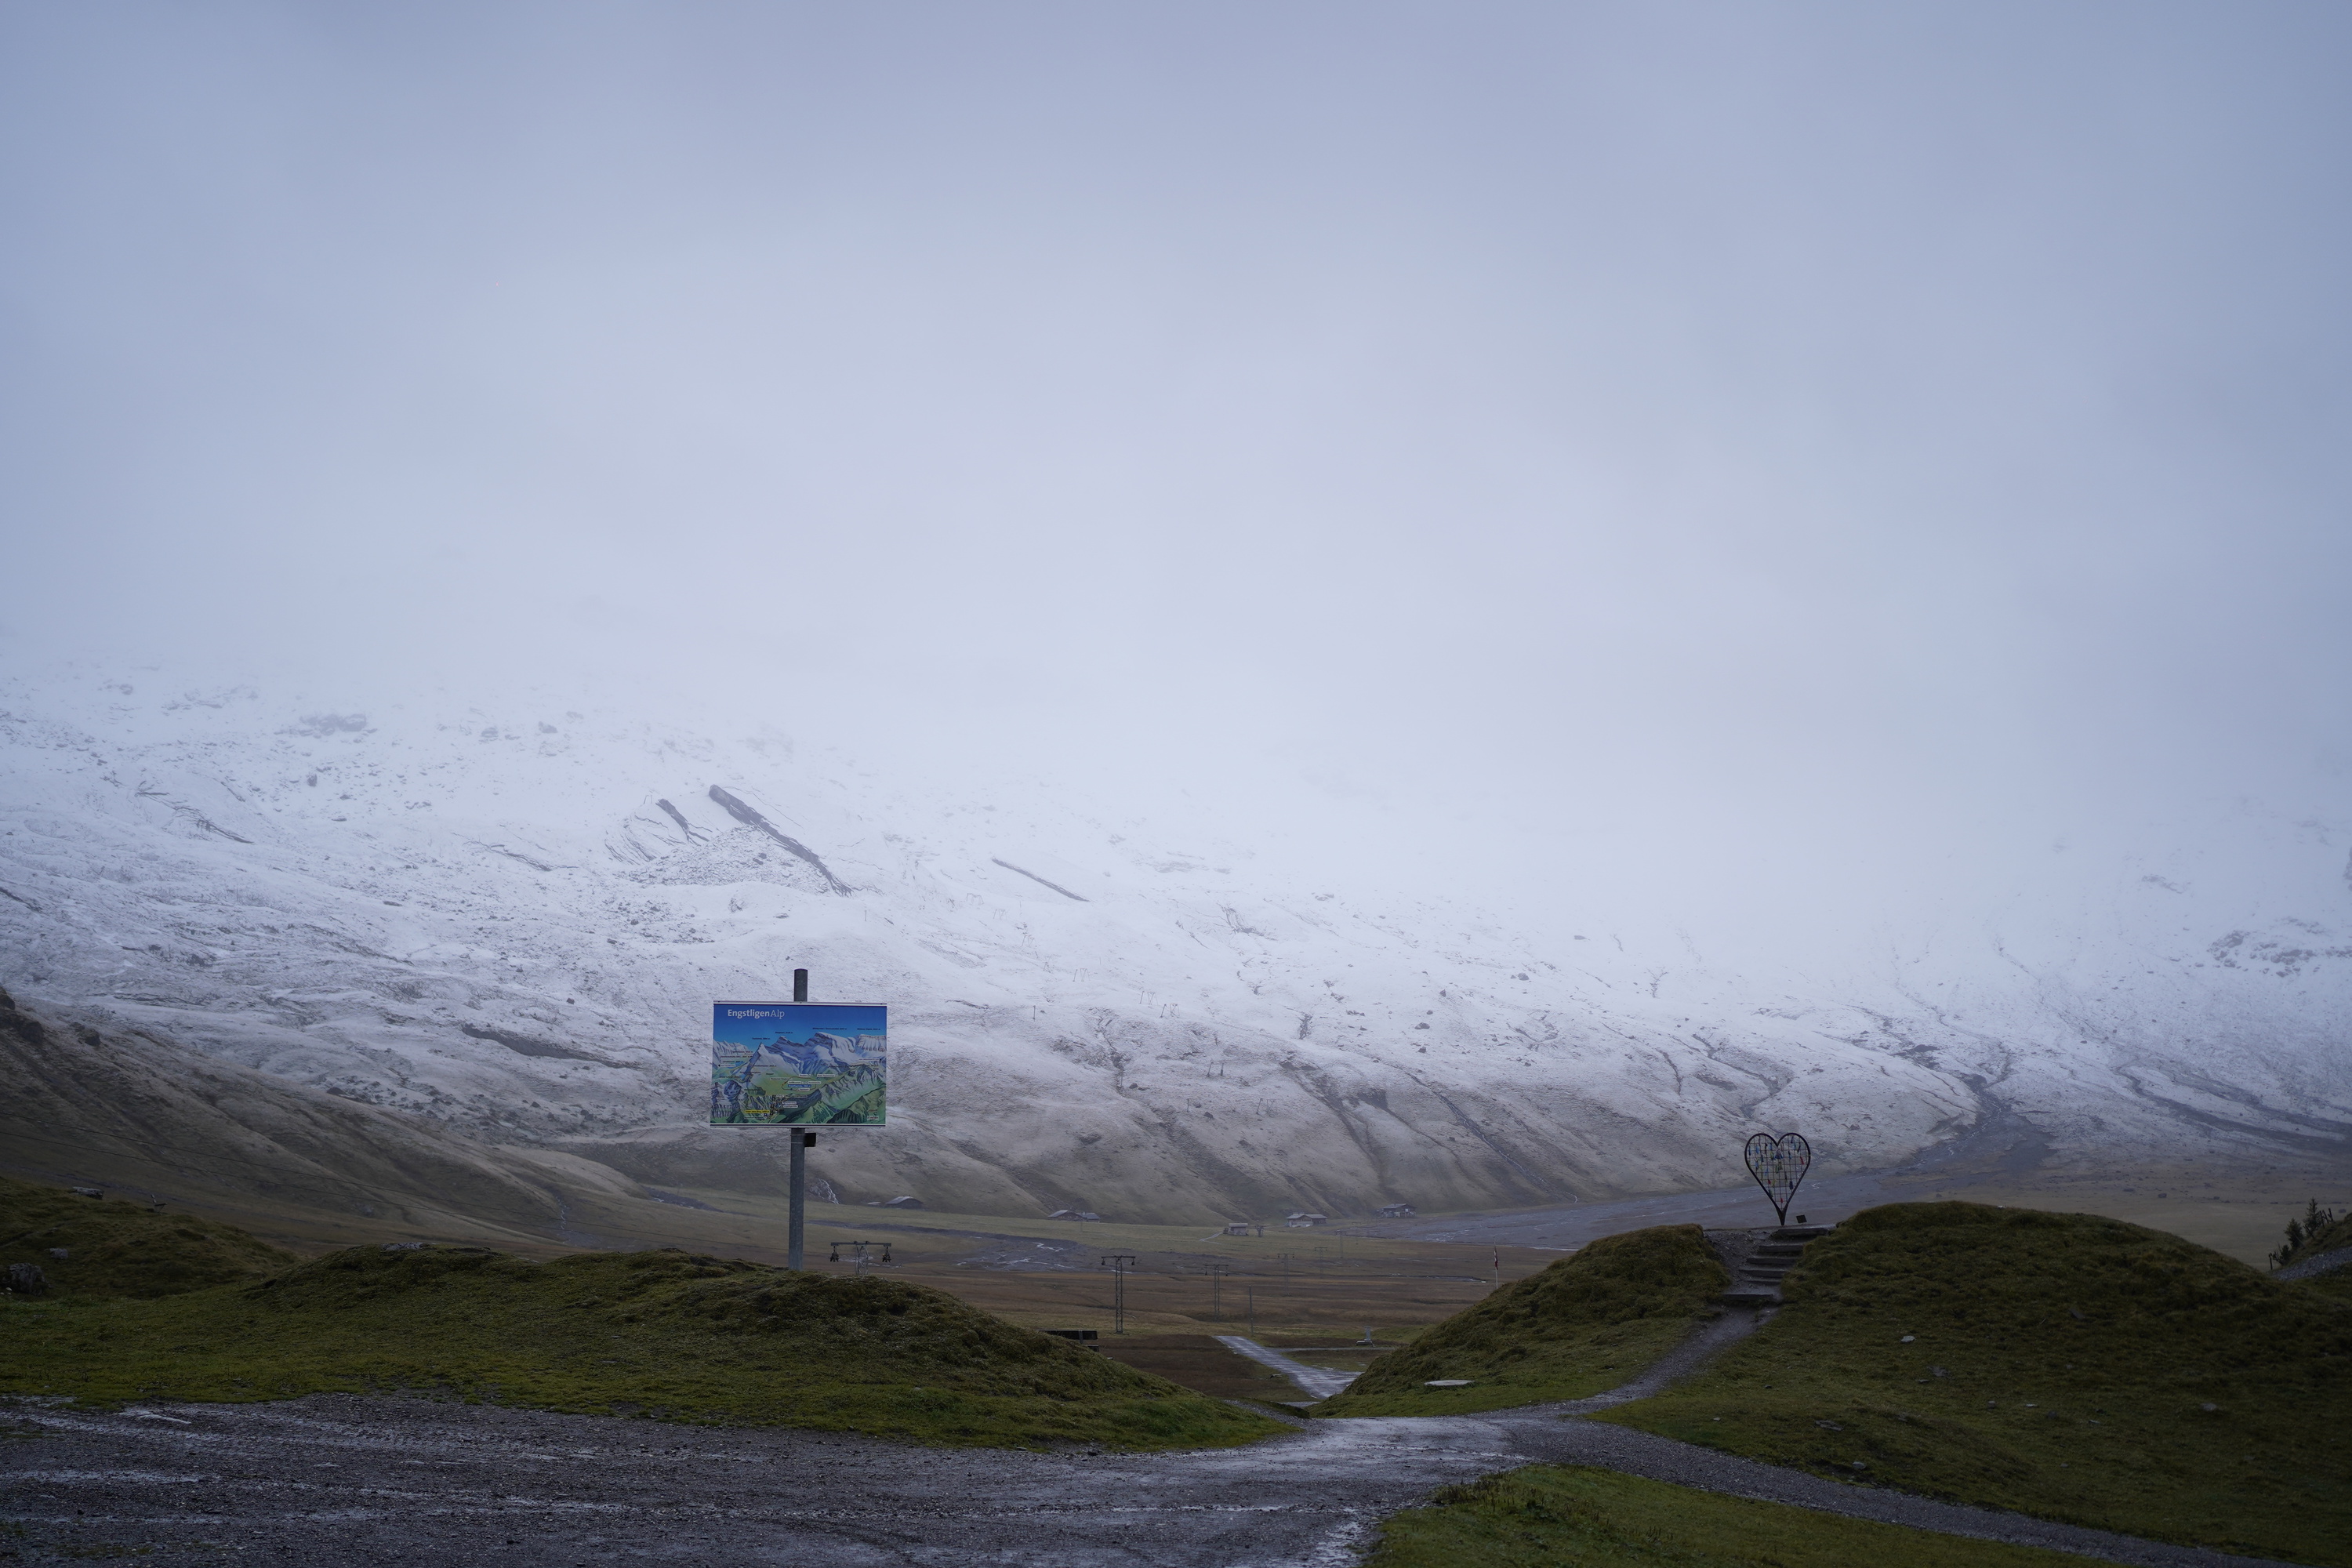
left=4, top=2, right=2348, bottom=967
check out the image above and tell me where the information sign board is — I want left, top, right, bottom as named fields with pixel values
left=709, top=1001, right=887, bottom=1126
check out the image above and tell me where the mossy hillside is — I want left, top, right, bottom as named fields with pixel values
left=2295, top=1207, right=2352, bottom=1300
left=0, top=1243, right=1286, bottom=1451
left=0, top=1175, right=300, bottom=1299
left=1370, top=1464, right=2114, bottom=1568
left=1601, top=1202, right=2352, bottom=1566
left=2298, top=1245, right=2352, bottom=1301
left=1316, top=1225, right=1726, bottom=1417
left=2279, top=1204, right=2352, bottom=1299
left=2304, top=1263, right=2352, bottom=1301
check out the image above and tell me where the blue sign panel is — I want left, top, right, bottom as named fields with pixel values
left=710, top=1001, right=887, bottom=1126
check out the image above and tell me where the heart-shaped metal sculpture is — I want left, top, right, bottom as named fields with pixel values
left=1744, top=1131, right=1812, bottom=1225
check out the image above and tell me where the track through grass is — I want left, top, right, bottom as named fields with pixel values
left=1318, top=1225, right=1727, bottom=1417
left=1599, top=1202, right=2352, bottom=1566
left=1368, top=1465, right=2125, bottom=1568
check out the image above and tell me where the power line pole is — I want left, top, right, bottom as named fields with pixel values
left=1100, top=1254, right=1138, bottom=1335
left=1205, top=1261, right=1229, bottom=1322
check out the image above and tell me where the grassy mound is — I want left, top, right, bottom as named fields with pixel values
left=1601, top=1202, right=2352, bottom=1566
left=0, top=1174, right=299, bottom=1298
left=1, top=1241, right=1286, bottom=1450
left=2301, top=1253, right=2352, bottom=1302
left=1369, top=1465, right=2111, bottom=1568
left=1317, top=1225, right=1727, bottom=1417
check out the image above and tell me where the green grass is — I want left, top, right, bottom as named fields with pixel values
left=1316, top=1225, right=1727, bottom=1417
left=0, top=1240, right=1287, bottom=1451
left=2304, top=1266, right=2352, bottom=1301
left=1599, top=1202, right=2352, bottom=1566
left=0, top=1174, right=301, bottom=1298
left=1368, top=1465, right=2123, bottom=1567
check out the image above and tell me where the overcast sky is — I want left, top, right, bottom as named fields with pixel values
left=4, top=2, right=2347, bottom=952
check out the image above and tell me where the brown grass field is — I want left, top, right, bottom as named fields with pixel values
left=744, top=1193, right=1559, bottom=1341
left=10, top=1110, right=2340, bottom=1346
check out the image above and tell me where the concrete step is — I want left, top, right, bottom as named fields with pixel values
left=1719, top=1224, right=1831, bottom=1304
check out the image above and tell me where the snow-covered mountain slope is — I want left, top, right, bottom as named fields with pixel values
left=2, top=667, right=2346, bottom=1222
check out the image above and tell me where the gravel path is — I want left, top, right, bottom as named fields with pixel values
left=1549, top=1303, right=1775, bottom=1411
left=1507, top=1414, right=2288, bottom=1567
left=0, top=1393, right=1508, bottom=1567
left=1213, top=1336, right=1359, bottom=1401
left=1213, top=1305, right=1775, bottom=1409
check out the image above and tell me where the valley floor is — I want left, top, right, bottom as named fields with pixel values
left=1355, top=1109, right=2349, bottom=1269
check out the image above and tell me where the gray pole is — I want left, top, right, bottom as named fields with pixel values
left=789, top=967, right=809, bottom=1271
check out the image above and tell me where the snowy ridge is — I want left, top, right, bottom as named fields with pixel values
left=2, top=667, right=2347, bottom=1221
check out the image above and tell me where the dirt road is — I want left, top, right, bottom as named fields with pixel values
left=2, top=1388, right=2286, bottom=1567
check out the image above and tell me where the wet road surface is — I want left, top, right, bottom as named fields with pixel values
left=3, top=1373, right=2288, bottom=1567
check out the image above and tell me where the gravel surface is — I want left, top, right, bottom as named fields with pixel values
left=2, top=1385, right=2296, bottom=1567
left=2273, top=1244, right=2351, bottom=1283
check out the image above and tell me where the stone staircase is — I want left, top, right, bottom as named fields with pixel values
left=1720, top=1224, right=1832, bottom=1305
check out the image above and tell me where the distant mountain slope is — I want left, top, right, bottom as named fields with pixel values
left=0, top=982, right=635, bottom=1247
left=2, top=669, right=2345, bottom=1221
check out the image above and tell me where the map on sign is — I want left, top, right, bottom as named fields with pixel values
left=710, top=1002, right=887, bottom=1126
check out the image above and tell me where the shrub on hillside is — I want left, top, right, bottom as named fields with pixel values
left=2270, top=1199, right=2348, bottom=1271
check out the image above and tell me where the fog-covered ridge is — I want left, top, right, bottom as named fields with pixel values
left=2, top=668, right=2345, bottom=1222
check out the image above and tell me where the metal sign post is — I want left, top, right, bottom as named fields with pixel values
left=788, top=968, right=808, bottom=1270
left=709, top=969, right=887, bottom=1275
